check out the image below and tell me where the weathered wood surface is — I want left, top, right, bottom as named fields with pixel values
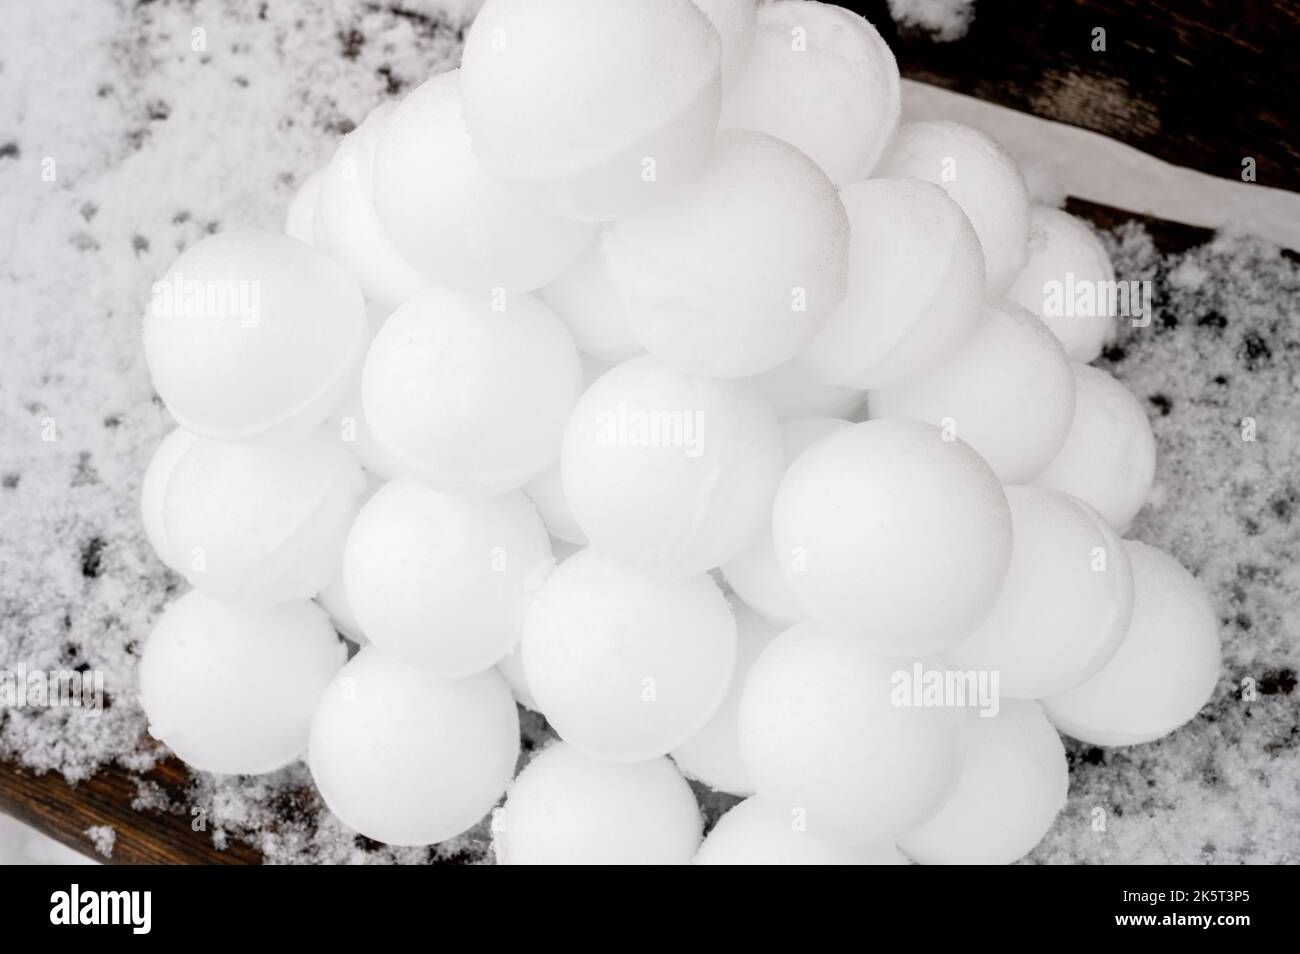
left=858, top=0, right=1300, bottom=194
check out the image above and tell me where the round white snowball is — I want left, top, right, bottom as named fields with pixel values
left=522, top=549, right=737, bottom=762
left=944, top=486, right=1135, bottom=699
left=363, top=286, right=582, bottom=496
left=720, top=0, right=900, bottom=183
left=495, top=743, right=702, bottom=865
left=1045, top=540, right=1220, bottom=746
left=800, top=178, right=986, bottom=390
left=538, top=238, right=644, bottom=365
left=372, top=70, right=595, bottom=294
left=603, top=131, right=850, bottom=378
left=1034, top=363, right=1157, bottom=533
left=140, top=592, right=345, bottom=775
left=143, top=229, right=368, bottom=443
left=721, top=416, right=850, bottom=627
left=877, top=120, right=1030, bottom=293
left=695, top=798, right=908, bottom=866
left=751, top=359, right=863, bottom=422
left=308, top=646, right=520, bottom=846
left=898, top=700, right=1068, bottom=865
left=772, top=419, right=1012, bottom=655
left=343, top=478, right=552, bottom=677
left=868, top=301, right=1075, bottom=484
left=671, top=601, right=778, bottom=794
left=284, top=170, right=323, bottom=244
left=1006, top=205, right=1117, bottom=362
left=738, top=621, right=970, bottom=846
left=461, top=0, right=723, bottom=222
left=561, top=355, right=785, bottom=577
left=140, top=426, right=198, bottom=573
left=314, top=103, right=429, bottom=308
left=691, top=0, right=758, bottom=94
left=161, top=429, right=367, bottom=603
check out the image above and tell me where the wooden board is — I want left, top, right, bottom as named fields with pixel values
left=856, top=0, right=1300, bottom=194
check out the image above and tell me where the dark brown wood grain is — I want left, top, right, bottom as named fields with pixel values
left=0, top=756, right=262, bottom=864
left=855, top=0, right=1300, bottom=194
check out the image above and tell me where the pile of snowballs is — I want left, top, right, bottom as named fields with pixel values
left=137, top=0, right=1221, bottom=864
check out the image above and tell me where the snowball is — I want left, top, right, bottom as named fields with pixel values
left=460, top=0, right=723, bottom=221
left=1034, top=363, right=1157, bottom=533
left=140, top=592, right=345, bottom=775
left=868, top=301, right=1075, bottom=484
left=372, top=70, right=596, bottom=294
left=342, top=478, right=552, bottom=677
left=495, top=743, right=702, bottom=864
left=691, top=0, right=758, bottom=94
left=161, top=429, right=367, bottom=603
left=521, top=549, right=737, bottom=762
left=308, top=646, right=519, bottom=846
left=140, top=426, right=198, bottom=573
left=944, top=486, right=1134, bottom=699
left=695, top=797, right=907, bottom=865
left=1045, top=541, right=1220, bottom=746
left=751, top=359, right=863, bottom=422
left=800, top=178, right=985, bottom=390
left=314, top=103, right=429, bottom=308
left=143, top=229, right=368, bottom=443
left=561, top=355, right=785, bottom=577
left=1006, top=205, right=1117, bottom=362
left=771, top=419, right=1011, bottom=655
left=721, top=416, right=851, bottom=627
left=363, top=286, right=582, bottom=496
left=284, top=169, right=323, bottom=244
left=720, top=0, right=900, bottom=183
left=538, top=238, right=644, bottom=365
left=738, top=621, right=969, bottom=846
left=670, top=601, right=777, bottom=794
left=898, top=700, right=1067, bottom=864
left=876, top=120, right=1030, bottom=293
left=603, top=131, right=850, bottom=378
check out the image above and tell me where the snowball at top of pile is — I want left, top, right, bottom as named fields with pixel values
left=739, top=620, right=971, bottom=846
left=314, top=102, right=427, bottom=309
left=372, top=70, right=596, bottom=294
left=877, top=120, right=1030, bottom=294
left=800, top=177, right=985, bottom=391
left=140, top=592, right=345, bottom=777
left=721, top=0, right=900, bottom=184
left=603, top=130, right=850, bottom=378
left=143, top=229, right=367, bottom=443
left=148, top=428, right=367, bottom=604
left=772, top=419, right=1012, bottom=655
left=460, top=0, right=724, bottom=222
left=362, top=285, right=582, bottom=497
left=1045, top=540, right=1221, bottom=747
left=1006, top=205, right=1119, bottom=362
left=308, top=647, right=520, bottom=847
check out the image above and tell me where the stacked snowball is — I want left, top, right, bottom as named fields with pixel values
left=137, top=0, right=1219, bottom=864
